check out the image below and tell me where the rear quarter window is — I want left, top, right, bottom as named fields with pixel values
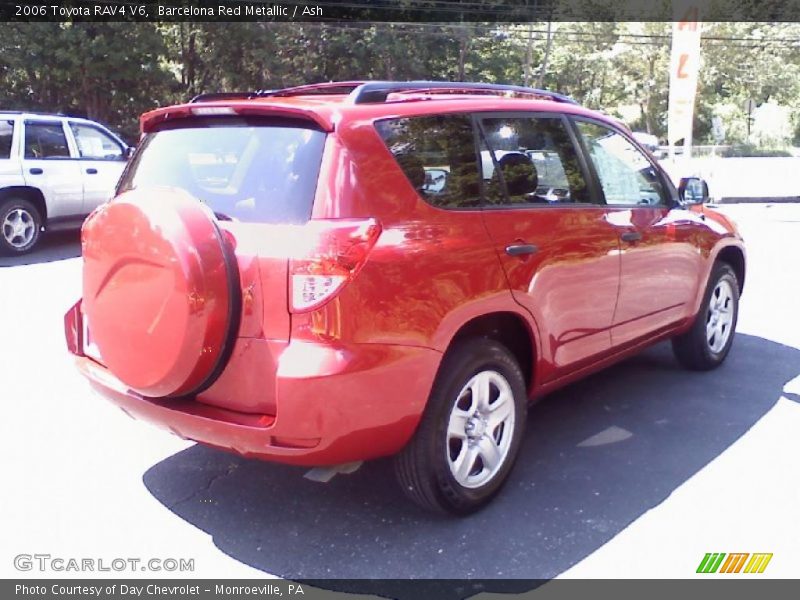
left=118, top=117, right=326, bottom=224
left=375, top=114, right=481, bottom=209
left=0, top=120, right=13, bottom=159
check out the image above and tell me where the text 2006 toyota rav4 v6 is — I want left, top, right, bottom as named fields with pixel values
left=65, top=81, right=745, bottom=514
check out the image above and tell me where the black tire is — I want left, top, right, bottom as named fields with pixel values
left=672, top=262, right=740, bottom=371
left=0, top=198, right=42, bottom=255
left=395, top=338, right=528, bottom=515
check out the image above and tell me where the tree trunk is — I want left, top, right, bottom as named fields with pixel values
left=523, top=26, right=534, bottom=87
left=457, top=27, right=469, bottom=81
left=537, top=21, right=553, bottom=89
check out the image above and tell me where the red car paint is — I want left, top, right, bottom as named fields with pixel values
left=65, top=86, right=745, bottom=467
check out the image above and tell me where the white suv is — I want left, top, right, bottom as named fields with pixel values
left=0, top=112, right=130, bottom=254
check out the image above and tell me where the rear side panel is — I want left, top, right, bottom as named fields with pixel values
left=291, top=114, right=523, bottom=352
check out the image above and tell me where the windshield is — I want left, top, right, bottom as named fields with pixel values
left=118, top=117, right=326, bottom=224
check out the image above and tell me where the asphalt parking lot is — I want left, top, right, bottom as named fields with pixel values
left=1, top=204, right=798, bottom=580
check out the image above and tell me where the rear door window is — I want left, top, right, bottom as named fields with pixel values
left=375, top=114, right=481, bottom=209
left=118, top=117, right=326, bottom=224
left=0, top=120, right=13, bottom=159
left=478, top=115, right=591, bottom=206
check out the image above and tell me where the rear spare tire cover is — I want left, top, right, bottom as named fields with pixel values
left=82, top=188, right=240, bottom=398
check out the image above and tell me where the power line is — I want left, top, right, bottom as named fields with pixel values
left=287, top=22, right=800, bottom=49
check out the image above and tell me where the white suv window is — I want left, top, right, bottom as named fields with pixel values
left=0, top=120, right=13, bottom=159
left=70, top=123, right=123, bottom=160
left=24, top=121, right=71, bottom=159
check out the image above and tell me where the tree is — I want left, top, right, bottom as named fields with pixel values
left=3, top=20, right=800, bottom=148
left=0, top=22, right=175, bottom=141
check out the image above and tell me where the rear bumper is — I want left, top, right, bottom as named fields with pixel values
left=73, top=338, right=441, bottom=467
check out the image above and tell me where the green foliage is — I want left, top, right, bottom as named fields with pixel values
left=2, top=21, right=800, bottom=148
left=0, top=22, right=176, bottom=142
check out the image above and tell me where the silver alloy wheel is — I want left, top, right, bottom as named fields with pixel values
left=446, top=370, right=516, bottom=489
left=2, top=208, right=36, bottom=249
left=706, top=279, right=735, bottom=353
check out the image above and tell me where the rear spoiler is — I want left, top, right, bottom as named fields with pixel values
left=140, top=102, right=335, bottom=133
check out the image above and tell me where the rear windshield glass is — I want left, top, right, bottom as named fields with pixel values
left=118, top=117, right=326, bottom=224
left=0, top=120, right=13, bottom=159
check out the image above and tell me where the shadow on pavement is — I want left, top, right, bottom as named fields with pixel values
left=143, top=334, right=799, bottom=584
left=0, top=230, right=81, bottom=267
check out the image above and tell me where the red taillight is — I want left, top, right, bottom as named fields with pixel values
left=289, top=219, right=381, bottom=313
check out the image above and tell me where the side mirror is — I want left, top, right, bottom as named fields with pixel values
left=124, top=146, right=136, bottom=160
left=678, top=177, right=709, bottom=205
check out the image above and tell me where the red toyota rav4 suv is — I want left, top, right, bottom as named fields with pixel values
left=65, top=81, right=745, bottom=515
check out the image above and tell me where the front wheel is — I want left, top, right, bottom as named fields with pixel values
left=672, top=262, right=740, bottom=371
left=394, top=339, right=527, bottom=515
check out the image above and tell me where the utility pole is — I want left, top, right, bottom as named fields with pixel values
left=743, top=98, right=756, bottom=143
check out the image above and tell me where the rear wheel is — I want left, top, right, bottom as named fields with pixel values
left=0, top=198, right=41, bottom=255
left=395, top=339, right=527, bottom=515
left=672, top=262, right=739, bottom=371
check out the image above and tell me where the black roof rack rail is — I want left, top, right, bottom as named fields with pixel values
left=348, top=81, right=578, bottom=105
left=189, top=81, right=577, bottom=106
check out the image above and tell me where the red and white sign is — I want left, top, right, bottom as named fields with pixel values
left=668, top=8, right=702, bottom=151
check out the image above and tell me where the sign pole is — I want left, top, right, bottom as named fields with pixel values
left=744, top=98, right=756, bottom=143
left=667, top=2, right=702, bottom=163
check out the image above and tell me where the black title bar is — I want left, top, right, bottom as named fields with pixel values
left=6, top=579, right=800, bottom=600
left=2, top=0, right=800, bottom=22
